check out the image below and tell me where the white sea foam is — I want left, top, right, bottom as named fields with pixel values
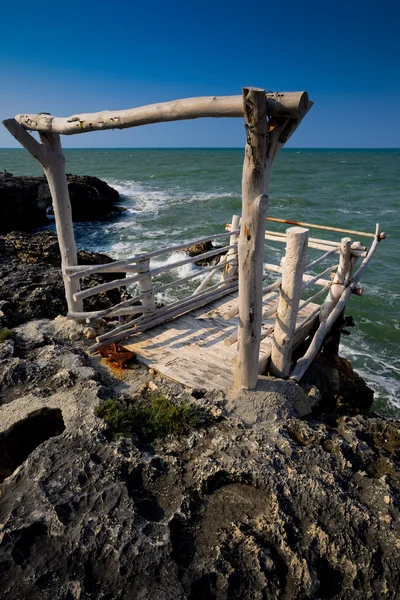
left=341, top=337, right=400, bottom=408
left=108, top=179, right=237, bottom=217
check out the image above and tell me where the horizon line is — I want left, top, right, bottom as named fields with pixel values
left=1, top=147, right=399, bottom=151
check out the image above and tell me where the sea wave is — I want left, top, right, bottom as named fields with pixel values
left=108, top=179, right=237, bottom=216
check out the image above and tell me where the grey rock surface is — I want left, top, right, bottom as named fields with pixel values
left=0, top=231, right=129, bottom=328
left=0, top=319, right=399, bottom=599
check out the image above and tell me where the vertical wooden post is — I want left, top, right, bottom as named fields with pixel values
left=2, top=119, right=82, bottom=314
left=222, top=214, right=240, bottom=281
left=349, top=240, right=362, bottom=277
left=39, top=132, right=82, bottom=313
left=137, top=258, right=155, bottom=312
left=270, top=227, right=309, bottom=378
left=234, top=88, right=268, bottom=389
left=319, top=237, right=351, bottom=321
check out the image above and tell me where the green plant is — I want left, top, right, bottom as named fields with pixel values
left=95, top=392, right=205, bottom=442
left=0, top=328, right=11, bottom=343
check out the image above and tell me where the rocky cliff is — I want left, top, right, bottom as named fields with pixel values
left=0, top=232, right=399, bottom=600
left=0, top=172, right=121, bottom=233
left=0, top=230, right=129, bottom=328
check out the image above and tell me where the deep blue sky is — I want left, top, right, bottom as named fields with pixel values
left=1, top=0, right=399, bottom=148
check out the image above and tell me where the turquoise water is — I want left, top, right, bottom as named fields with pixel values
left=1, top=148, right=399, bottom=416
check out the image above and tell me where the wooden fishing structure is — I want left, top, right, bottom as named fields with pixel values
left=3, top=88, right=385, bottom=390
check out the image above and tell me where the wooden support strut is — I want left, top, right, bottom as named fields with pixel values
left=234, top=88, right=269, bottom=390
left=2, top=119, right=82, bottom=313
left=319, top=237, right=351, bottom=321
left=270, top=227, right=309, bottom=378
left=290, top=225, right=384, bottom=382
left=222, top=214, right=241, bottom=281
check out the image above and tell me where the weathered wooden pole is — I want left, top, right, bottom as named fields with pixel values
left=270, top=227, right=309, bottom=378
left=2, top=119, right=82, bottom=313
left=136, top=258, right=155, bottom=313
left=234, top=88, right=269, bottom=389
left=222, top=214, right=240, bottom=281
left=39, top=132, right=82, bottom=313
left=319, top=237, right=351, bottom=321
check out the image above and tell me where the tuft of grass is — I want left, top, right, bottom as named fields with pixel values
left=0, top=328, right=11, bottom=344
left=95, top=392, right=205, bottom=442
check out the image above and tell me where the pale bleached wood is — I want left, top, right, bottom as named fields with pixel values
left=223, top=278, right=282, bottom=320
left=96, top=278, right=237, bottom=342
left=222, top=214, right=240, bottom=281
left=224, top=292, right=279, bottom=346
left=65, top=264, right=140, bottom=274
left=195, top=255, right=227, bottom=294
left=227, top=222, right=363, bottom=250
left=73, top=243, right=235, bottom=302
left=67, top=230, right=237, bottom=281
left=14, top=92, right=309, bottom=135
left=295, top=306, right=321, bottom=332
left=270, top=227, right=309, bottom=378
left=86, top=256, right=236, bottom=322
left=40, top=132, right=83, bottom=312
left=264, top=262, right=333, bottom=288
left=258, top=301, right=321, bottom=374
left=290, top=226, right=383, bottom=381
left=264, top=231, right=366, bottom=254
left=265, top=229, right=339, bottom=248
left=88, top=288, right=320, bottom=390
left=137, top=258, right=155, bottom=313
left=302, top=264, right=338, bottom=290
left=262, top=303, right=279, bottom=320
left=2, top=120, right=82, bottom=312
left=305, top=245, right=340, bottom=272
left=350, top=249, right=367, bottom=258
left=67, top=306, right=155, bottom=319
left=319, top=237, right=351, bottom=321
left=2, top=118, right=47, bottom=165
left=265, top=233, right=338, bottom=253
left=234, top=87, right=269, bottom=390
left=88, top=280, right=238, bottom=353
left=298, top=283, right=331, bottom=312
left=267, top=217, right=385, bottom=240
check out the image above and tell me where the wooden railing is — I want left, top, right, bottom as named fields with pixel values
left=245, top=218, right=382, bottom=379
left=6, top=85, right=385, bottom=389
left=60, top=219, right=241, bottom=353
left=70, top=213, right=385, bottom=376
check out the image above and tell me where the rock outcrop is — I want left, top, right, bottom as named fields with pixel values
left=0, top=230, right=128, bottom=328
left=0, top=172, right=121, bottom=233
left=0, top=318, right=398, bottom=600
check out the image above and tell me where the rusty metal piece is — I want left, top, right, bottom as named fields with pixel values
left=99, top=342, right=135, bottom=369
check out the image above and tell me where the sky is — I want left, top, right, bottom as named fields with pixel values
left=0, top=0, right=399, bottom=148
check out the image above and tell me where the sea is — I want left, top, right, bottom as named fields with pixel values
left=1, top=148, right=399, bottom=416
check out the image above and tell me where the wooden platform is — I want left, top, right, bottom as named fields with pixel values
left=124, top=291, right=320, bottom=390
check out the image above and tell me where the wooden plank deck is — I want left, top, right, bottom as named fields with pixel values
left=123, top=291, right=320, bottom=390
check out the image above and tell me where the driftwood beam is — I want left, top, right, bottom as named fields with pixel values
left=13, top=92, right=309, bottom=135
left=2, top=118, right=48, bottom=165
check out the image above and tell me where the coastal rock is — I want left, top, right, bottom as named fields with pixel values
left=184, top=240, right=227, bottom=266
left=302, top=354, right=374, bottom=413
left=0, top=230, right=129, bottom=328
left=0, top=172, right=121, bottom=234
left=0, top=319, right=399, bottom=599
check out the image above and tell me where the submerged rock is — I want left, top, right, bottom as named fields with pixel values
left=184, top=240, right=227, bottom=266
left=0, top=172, right=121, bottom=234
left=0, top=318, right=398, bottom=599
